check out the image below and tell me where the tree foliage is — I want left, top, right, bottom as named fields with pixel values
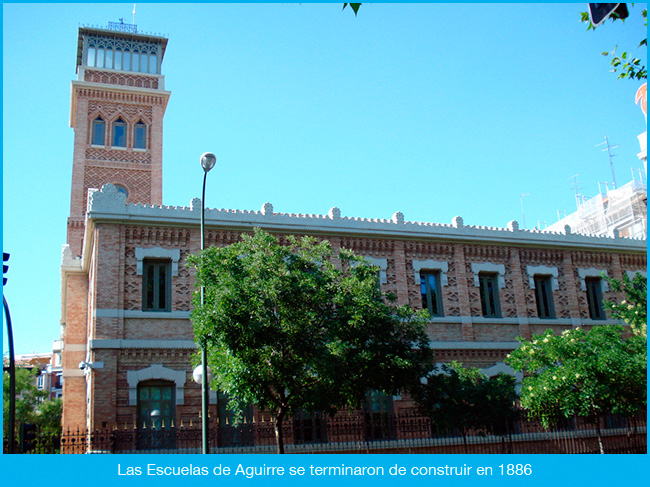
left=604, top=272, right=647, bottom=338
left=343, top=3, right=362, bottom=16
left=505, top=326, right=646, bottom=452
left=3, top=367, right=62, bottom=439
left=581, top=6, right=647, bottom=80
left=411, top=361, right=518, bottom=451
left=189, top=228, right=433, bottom=453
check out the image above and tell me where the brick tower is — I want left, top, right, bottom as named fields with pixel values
left=67, top=24, right=170, bottom=256
left=62, top=23, right=170, bottom=431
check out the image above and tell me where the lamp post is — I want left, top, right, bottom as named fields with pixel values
left=198, top=152, right=216, bottom=454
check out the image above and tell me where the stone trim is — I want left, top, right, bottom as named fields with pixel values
left=526, top=265, right=559, bottom=290
left=93, top=309, right=190, bottom=319
left=412, top=259, right=449, bottom=287
left=577, top=268, right=609, bottom=292
left=127, top=364, right=187, bottom=406
left=135, top=247, right=181, bottom=276
left=360, top=257, right=388, bottom=285
left=89, top=339, right=196, bottom=350
left=626, top=269, right=647, bottom=279
left=471, top=262, right=506, bottom=288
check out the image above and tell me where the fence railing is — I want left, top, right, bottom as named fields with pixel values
left=4, top=411, right=646, bottom=454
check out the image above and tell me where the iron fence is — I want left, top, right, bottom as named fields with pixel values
left=4, top=411, right=646, bottom=454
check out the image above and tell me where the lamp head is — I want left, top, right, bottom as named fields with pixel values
left=200, top=152, right=217, bottom=172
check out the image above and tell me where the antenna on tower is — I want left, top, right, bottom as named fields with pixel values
left=133, top=4, right=136, bottom=25
left=596, top=136, right=619, bottom=189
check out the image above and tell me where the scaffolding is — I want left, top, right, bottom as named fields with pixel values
left=546, top=179, right=647, bottom=239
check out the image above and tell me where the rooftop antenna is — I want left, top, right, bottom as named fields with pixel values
left=596, top=136, right=619, bottom=189
left=133, top=4, right=136, bottom=26
left=569, top=174, right=582, bottom=209
left=520, top=193, right=529, bottom=229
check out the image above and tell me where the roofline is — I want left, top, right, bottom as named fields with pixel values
left=82, top=186, right=648, bottom=254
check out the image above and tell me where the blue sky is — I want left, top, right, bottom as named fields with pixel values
left=2, top=2, right=648, bottom=355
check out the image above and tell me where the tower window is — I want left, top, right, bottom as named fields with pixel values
left=134, top=122, right=147, bottom=149
left=91, top=117, right=105, bottom=146
left=112, top=118, right=127, bottom=147
left=123, top=51, right=132, bottom=71
left=114, top=49, right=123, bottom=70
left=87, top=47, right=96, bottom=67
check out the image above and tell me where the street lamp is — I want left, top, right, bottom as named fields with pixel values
left=198, top=152, right=216, bottom=454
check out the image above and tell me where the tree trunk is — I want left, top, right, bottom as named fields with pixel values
left=595, top=417, right=605, bottom=454
left=274, top=410, right=286, bottom=454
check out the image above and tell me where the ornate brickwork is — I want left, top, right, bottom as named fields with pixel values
left=204, top=230, right=246, bottom=248
left=85, top=70, right=160, bottom=89
left=434, top=349, right=514, bottom=369
left=519, top=248, right=564, bottom=265
left=464, top=244, right=510, bottom=262
left=86, top=148, right=151, bottom=165
left=620, top=253, right=647, bottom=269
left=83, top=166, right=151, bottom=211
left=383, top=258, right=398, bottom=298
left=404, top=241, right=454, bottom=260
left=88, top=100, right=152, bottom=122
left=74, top=86, right=168, bottom=108
left=339, top=237, right=395, bottom=256
left=125, top=227, right=192, bottom=248
left=573, top=250, right=613, bottom=268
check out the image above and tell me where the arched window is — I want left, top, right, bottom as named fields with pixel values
left=134, top=121, right=147, bottom=149
left=114, top=184, right=129, bottom=198
left=137, top=380, right=176, bottom=450
left=112, top=118, right=127, bottom=147
left=91, top=117, right=105, bottom=146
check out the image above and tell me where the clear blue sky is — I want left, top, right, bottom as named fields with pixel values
left=3, top=3, right=647, bottom=355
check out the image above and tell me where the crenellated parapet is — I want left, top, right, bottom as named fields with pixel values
left=85, top=184, right=647, bottom=252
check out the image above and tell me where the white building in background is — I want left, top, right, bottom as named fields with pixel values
left=546, top=178, right=647, bottom=240
left=547, top=83, right=647, bottom=240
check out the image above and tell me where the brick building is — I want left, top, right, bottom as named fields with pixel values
left=60, top=26, right=647, bottom=438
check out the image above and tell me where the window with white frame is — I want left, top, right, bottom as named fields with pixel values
left=471, top=263, right=505, bottom=318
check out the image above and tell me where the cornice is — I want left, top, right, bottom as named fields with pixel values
left=83, top=184, right=647, bottom=254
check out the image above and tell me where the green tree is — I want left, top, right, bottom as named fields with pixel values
left=3, top=367, right=46, bottom=437
left=581, top=6, right=647, bottom=80
left=505, top=326, right=646, bottom=453
left=35, top=398, right=63, bottom=436
left=343, top=3, right=362, bottom=16
left=604, top=272, right=647, bottom=338
left=189, top=228, right=433, bottom=453
left=411, top=361, right=518, bottom=453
